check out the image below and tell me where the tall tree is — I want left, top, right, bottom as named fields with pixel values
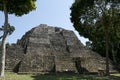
left=0, top=0, right=37, bottom=77
left=70, top=0, right=120, bottom=76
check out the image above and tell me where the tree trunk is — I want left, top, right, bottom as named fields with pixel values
left=102, top=1, right=110, bottom=74
left=104, top=19, right=110, bottom=76
left=105, top=33, right=110, bottom=76
left=0, top=0, right=8, bottom=77
left=111, top=44, right=117, bottom=63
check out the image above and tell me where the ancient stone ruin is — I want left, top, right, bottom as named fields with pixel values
left=5, top=24, right=116, bottom=74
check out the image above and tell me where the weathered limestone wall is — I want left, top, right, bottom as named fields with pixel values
left=5, top=24, right=117, bottom=74
left=6, top=44, right=24, bottom=71
left=18, top=54, right=55, bottom=73
left=16, top=24, right=77, bottom=73
left=55, top=56, right=77, bottom=72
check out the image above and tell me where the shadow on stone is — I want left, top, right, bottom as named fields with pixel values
left=49, top=64, right=56, bottom=74
left=74, top=57, right=89, bottom=74
left=13, top=61, right=21, bottom=73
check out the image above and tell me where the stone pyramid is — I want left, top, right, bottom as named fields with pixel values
left=5, top=24, right=117, bottom=74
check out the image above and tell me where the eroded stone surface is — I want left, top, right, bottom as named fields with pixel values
left=5, top=24, right=117, bottom=74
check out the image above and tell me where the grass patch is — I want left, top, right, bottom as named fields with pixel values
left=111, top=73, right=120, bottom=77
left=0, top=72, right=120, bottom=80
left=0, top=72, right=34, bottom=80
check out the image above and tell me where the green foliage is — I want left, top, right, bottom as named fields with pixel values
left=0, top=0, right=36, bottom=16
left=0, top=24, right=15, bottom=39
left=70, top=0, right=120, bottom=63
left=85, top=41, right=92, bottom=49
left=70, top=0, right=94, bottom=39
